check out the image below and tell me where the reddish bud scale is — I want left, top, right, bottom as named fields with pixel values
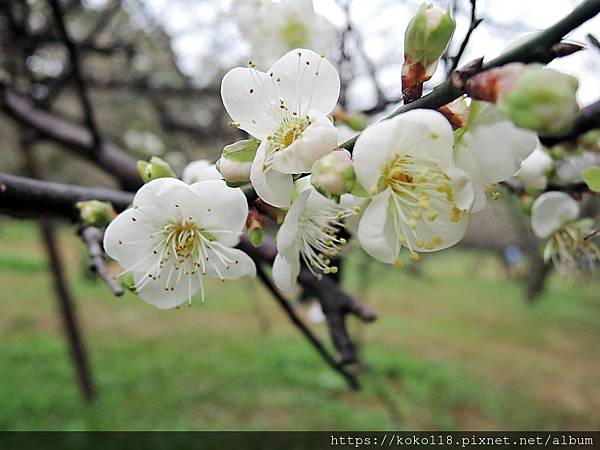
left=401, top=55, right=429, bottom=104
left=465, top=62, right=524, bottom=104
left=246, top=207, right=265, bottom=231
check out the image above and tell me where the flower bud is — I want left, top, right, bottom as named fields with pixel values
left=496, top=64, right=579, bottom=136
left=404, top=3, right=455, bottom=72
left=137, top=156, right=176, bottom=183
left=217, top=138, right=259, bottom=186
left=246, top=208, right=265, bottom=247
left=182, top=159, right=221, bottom=184
left=517, top=146, right=554, bottom=191
left=76, top=200, right=116, bottom=228
left=310, top=149, right=356, bottom=200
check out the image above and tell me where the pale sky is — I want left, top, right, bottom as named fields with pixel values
left=119, top=0, right=600, bottom=109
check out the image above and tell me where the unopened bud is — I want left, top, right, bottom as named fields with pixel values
left=405, top=4, right=455, bottom=68
left=246, top=208, right=265, bottom=247
left=310, top=149, right=356, bottom=200
left=217, top=138, right=259, bottom=185
left=403, top=3, right=455, bottom=102
left=76, top=200, right=116, bottom=228
left=137, top=156, right=176, bottom=183
left=469, top=63, right=579, bottom=136
left=341, top=112, right=368, bottom=131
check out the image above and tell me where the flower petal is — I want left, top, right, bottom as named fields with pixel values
left=203, top=246, right=257, bottom=280
left=277, top=189, right=310, bottom=253
left=357, top=189, right=398, bottom=264
left=182, top=160, right=222, bottom=184
left=103, top=208, right=162, bottom=272
left=250, top=142, right=294, bottom=207
left=353, top=109, right=454, bottom=192
left=188, top=180, right=248, bottom=246
left=531, top=191, right=579, bottom=238
left=456, top=102, right=537, bottom=185
left=270, top=110, right=338, bottom=174
left=267, top=48, right=340, bottom=116
left=132, top=264, right=202, bottom=309
left=272, top=250, right=301, bottom=293
left=220, top=67, right=279, bottom=139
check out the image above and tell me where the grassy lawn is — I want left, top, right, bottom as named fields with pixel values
left=0, top=218, right=599, bottom=430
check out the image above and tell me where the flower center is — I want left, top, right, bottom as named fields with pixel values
left=297, top=204, right=359, bottom=278
left=546, top=224, right=600, bottom=273
left=272, top=115, right=310, bottom=149
left=381, top=154, right=461, bottom=263
left=280, top=20, right=309, bottom=48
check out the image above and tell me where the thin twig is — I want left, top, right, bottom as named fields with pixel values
left=48, top=0, right=103, bottom=148
left=79, top=225, right=124, bottom=296
left=255, top=264, right=360, bottom=390
left=587, top=33, right=600, bottom=51
left=447, top=0, right=483, bottom=75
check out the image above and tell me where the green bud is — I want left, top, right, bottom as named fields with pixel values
left=218, top=138, right=260, bottom=184
left=497, top=65, right=579, bottom=136
left=582, top=166, right=600, bottom=193
left=137, top=156, right=176, bottom=183
left=76, top=200, right=116, bottom=228
left=119, top=272, right=136, bottom=292
left=342, top=113, right=368, bottom=131
left=310, top=150, right=356, bottom=201
left=404, top=3, right=455, bottom=70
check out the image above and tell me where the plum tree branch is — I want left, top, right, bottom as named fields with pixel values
left=339, top=0, right=600, bottom=151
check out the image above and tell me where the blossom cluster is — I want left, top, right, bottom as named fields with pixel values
left=99, top=2, right=598, bottom=309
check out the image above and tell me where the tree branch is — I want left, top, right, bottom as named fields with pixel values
left=340, top=0, right=600, bottom=152
left=79, top=226, right=124, bottom=296
left=447, top=0, right=483, bottom=75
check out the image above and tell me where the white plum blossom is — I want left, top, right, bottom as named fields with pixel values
left=272, top=185, right=358, bottom=293
left=182, top=160, right=222, bottom=184
left=531, top=191, right=579, bottom=239
left=453, top=101, right=537, bottom=212
left=221, top=48, right=340, bottom=207
left=353, top=109, right=475, bottom=266
left=531, top=191, right=599, bottom=273
left=517, top=145, right=554, bottom=190
left=104, top=178, right=256, bottom=309
left=233, top=0, right=337, bottom=67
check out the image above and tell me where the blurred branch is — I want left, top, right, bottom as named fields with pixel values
left=255, top=265, right=359, bottom=390
left=587, top=33, right=600, bottom=51
left=446, top=0, right=483, bottom=75
left=49, top=0, right=103, bottom=148
left=79, top=225, right=124, bottom=296
left=0, top=87, right=140, bottom=189
left=539, top=98, right=600, bottom=146
left=86, top=75, right=218, bottom=97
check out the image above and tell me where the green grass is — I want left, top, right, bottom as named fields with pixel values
left=0, top=219, right=599, bottom=430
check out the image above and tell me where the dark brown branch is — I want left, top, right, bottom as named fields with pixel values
left=79, top=226, right=124, bottom=296
left=587, top=33, right=600, bottom=51
left=255, top=264, right=359, bottom=390
left=447, top=0, right=483, bottom=75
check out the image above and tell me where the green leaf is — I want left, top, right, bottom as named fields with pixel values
left=582, top=166, right=600, bottom=192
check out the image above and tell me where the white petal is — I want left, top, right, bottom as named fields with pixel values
left=188, top=180, right=248, bottom=246
left=353, top=109, right=454, bottom=192
left=457, top=102, right=537, bottom=185
left=277, top=189, right=310, bottom=253
left=267, top=48, right=340, bottom=116
left=357, top=189, right=398, bottom=264
left=103, top=208, right=162, bottom=272
left=272, top=250, right=301, bottom=293
left=220, top=67, right=280, bottom=139
left=406, top=199, right=470, bottom=253
left=132, top=263, right=201, bottom=309
left=250, top=142, right=294, bottom=207
left=203, top=246, right=257, bottom=280
left=531, top=191, right=579, bottom=238
left=182, top=160, right=222, bottom=184
left=132, top=177, right=198, bottom=223
left=517, top=146, right=554, bottom=190
left=446, top=165, right=476, bottom=211
left=270, top=110, right=338, bottom=174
